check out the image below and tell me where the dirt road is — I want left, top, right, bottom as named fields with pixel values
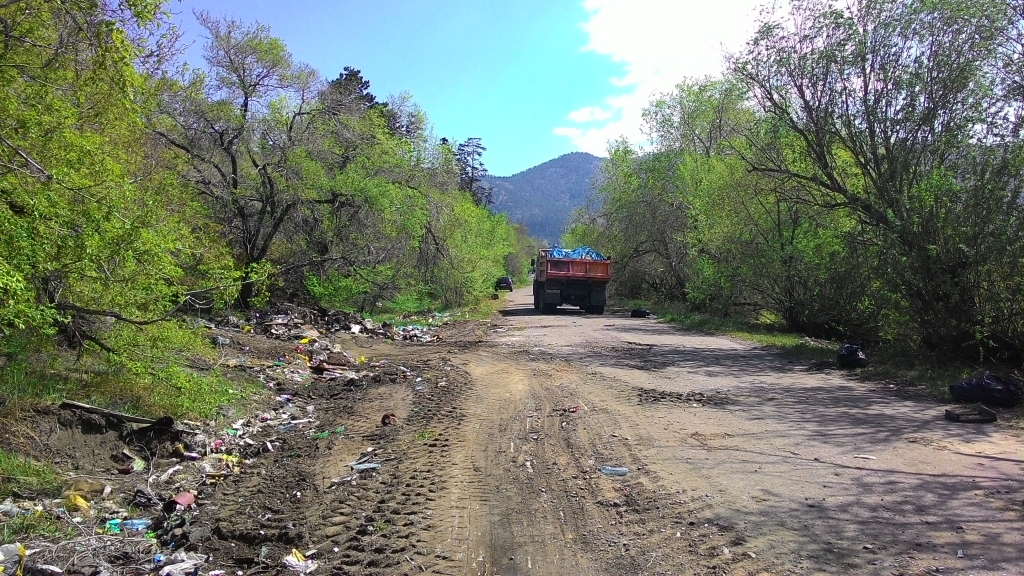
left=412, top=287, right=1023, bottom=575
left=14, top=289, right=1021, bottom=576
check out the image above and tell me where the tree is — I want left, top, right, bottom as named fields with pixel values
left=152, top=12, right=320, bottom=307
left=455, top=138, right=493, bottom=206
left=0, top=0, right=232, bottom=347
left=730, top=0, right=1023, bottom=357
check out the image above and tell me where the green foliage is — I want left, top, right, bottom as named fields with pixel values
left=1, top=512, right=74, bottom=541
left=0, top=449, right=62, bottom=499
left=1, top=323, right=256, bottom=419
left=0, top=3, right=521, bottom=422
left=574, top=2, right=1024, bottom=364
left=305, top=271, right=371, bottom=311
left=641, top=301, right=982, bottom=401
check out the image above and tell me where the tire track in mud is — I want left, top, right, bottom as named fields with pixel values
left=477, top=342, right=781, bottom=575
left=456, top=352, right=597, bottom=576
left=248, top=354, right=489, bottom=575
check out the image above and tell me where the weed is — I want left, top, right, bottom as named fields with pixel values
left=413, top=429, right=437, bottom=442
left=0, top=512, right=74, bottom=541
left=0, top=449, right=61, bottom=499
left=371, top=519, right=389, bottom=534
left=0, top=324, right=265, bottom=420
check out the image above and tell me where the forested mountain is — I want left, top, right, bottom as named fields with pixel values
left=488, top=152, right=604, bottom=242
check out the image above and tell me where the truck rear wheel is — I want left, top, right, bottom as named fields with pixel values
left=542, top=303, right=557, bottom=314
left=593, top=305, right=605, bottom=315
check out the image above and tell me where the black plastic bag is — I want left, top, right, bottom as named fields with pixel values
left=836, top=343, right=868, bottom=368
left=630, top=308, right=653, bottom=318
left=949, top=373, right=1023, bottom=407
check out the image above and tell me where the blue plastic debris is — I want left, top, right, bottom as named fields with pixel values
left=548, top=246, right=606, bottom=260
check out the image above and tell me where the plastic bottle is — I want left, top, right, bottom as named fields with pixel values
left=597, top=466, right=629, bottom=476
left=121, top=519, right=151, bottom=530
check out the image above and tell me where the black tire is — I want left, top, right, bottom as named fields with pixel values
left=542, top=303, right=557, bottom=314
left=532, top=282, right=540, bottom=309
left=593, top=305, right=605, bottom=315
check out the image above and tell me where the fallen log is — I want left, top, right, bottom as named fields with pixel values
left=58, top=400, right=160, bottom=425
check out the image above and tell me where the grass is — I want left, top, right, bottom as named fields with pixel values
left=0, top=328, right=265, bottom=420
left=412, top=429, right=438, bottom=442
left=0, top=448, right=74, bottom=541
left=0, top=449, right=62, bottom=499
left=630, top=301, right=1021, bottom=419
left=1, top=512, right=75, bottom=541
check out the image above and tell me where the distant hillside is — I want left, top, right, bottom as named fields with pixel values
left=487, top=152, right=604, bottom=242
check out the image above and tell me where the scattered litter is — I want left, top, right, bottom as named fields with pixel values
left=949, top=373, right=1022, bottom=407
left=157, top=552, right=207, bottom=576
left=956, top=549, right=964, bottom=558
left=158, top=465, right=184, bottom=483
left=597, top=466, right=629, bottom=476
left=944, top=406, right=997, bottom=423
left=63, top=494, right=90, bottom=513
left=836, top=343, right=868, bottom=368
left=350, top=463, right=380, bottom=472
left=853, top=455, right=876, bottom=460
left=0, top=544, right=26, bottom=576
left=170, top=492, right=195, bottom=508
left=381, top=413, right=398, bottom=426
left=282, top=549, right=318, bottom=573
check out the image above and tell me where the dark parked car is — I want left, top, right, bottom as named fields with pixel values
left=494, top=276, right=513, bottom=291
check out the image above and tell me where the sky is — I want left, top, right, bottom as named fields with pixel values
left=168, top=0, right=764, bottom=176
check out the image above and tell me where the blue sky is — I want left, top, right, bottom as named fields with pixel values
left=168, top=0, right=762, bottom=176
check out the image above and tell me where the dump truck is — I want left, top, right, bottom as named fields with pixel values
left=532, top=246, right=610, bottom=314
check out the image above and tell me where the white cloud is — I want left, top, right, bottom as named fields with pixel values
left=567, top=105, right=614, bottom=122
left=555, top=0, right=763, bottom=155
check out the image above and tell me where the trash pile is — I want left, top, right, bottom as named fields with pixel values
left=836, top=343, right=869, bottom=368
left=948, top=372, right=1023, bottom=407
left=246, top=306, right=444, bottom=343
left=0, top=377, right=407, bottom=576
left=194, top=304, right=447, bottom=345
left=0, top=297, right=458, bottom=576
left=629, top=308, right=653, bottom=318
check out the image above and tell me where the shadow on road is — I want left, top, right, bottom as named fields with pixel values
left=490, top=293, right=1024, bottom=572
left=499, top=302, right=587, bottom=317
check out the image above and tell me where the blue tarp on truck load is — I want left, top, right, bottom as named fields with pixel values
left=548, top=246, right=606, bottom=260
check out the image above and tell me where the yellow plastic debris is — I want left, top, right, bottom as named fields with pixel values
left=212, top=454, right=243, bottom=473
left=0, top=542, right=27, bottom=576
left=298, top=338, right=310, bottom=344
left=64, top=494, right=89, bottom=513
